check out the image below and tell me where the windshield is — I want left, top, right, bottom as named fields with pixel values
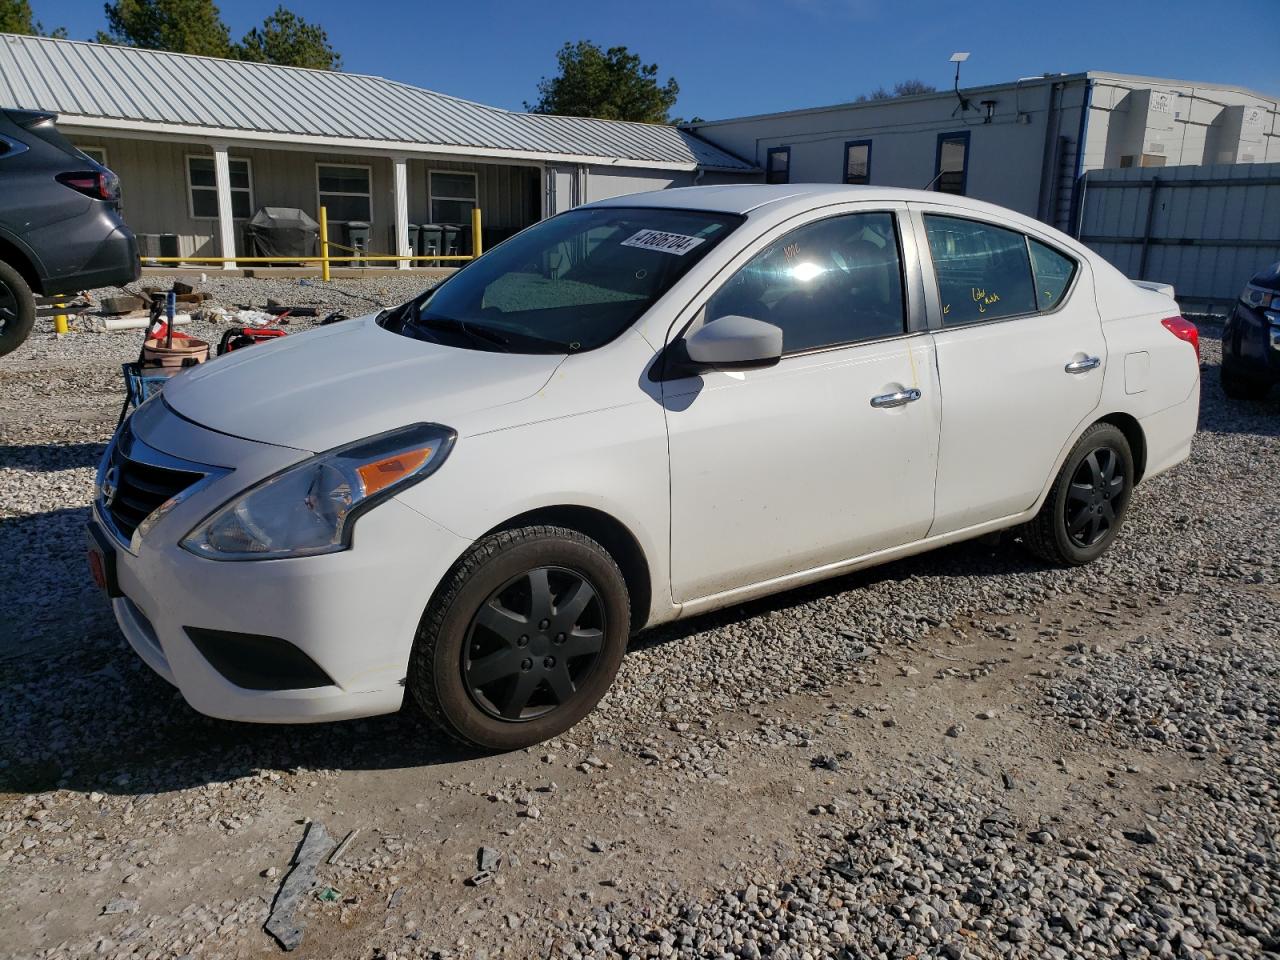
left=394, top=206, right=741, bottom=354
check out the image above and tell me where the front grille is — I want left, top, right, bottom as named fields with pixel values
left=102, top=425, right=205, bottom=542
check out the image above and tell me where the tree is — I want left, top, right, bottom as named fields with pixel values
left=231, top=5, right=341, bottom=70
left=526, top=41, right=679, bottom=124
left=1, top=0, right=66, bottom=36
left=854, top=79, right=937, bottom=103
left=97, top=0, right=231, bottom=57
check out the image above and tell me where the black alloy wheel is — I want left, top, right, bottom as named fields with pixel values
left=1063, top=447, right=1127, bottom=548
left=408, top=525, right=630, bottom=752
left=463, top=566, right=607, bottom=721
left=1021, top=422, right=1135, bottom=566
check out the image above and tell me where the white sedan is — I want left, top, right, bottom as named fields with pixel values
left=88, top=185, right=1200, bottom=750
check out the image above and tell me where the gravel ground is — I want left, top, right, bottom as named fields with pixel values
left=1, top=294, right=1277, bottom=960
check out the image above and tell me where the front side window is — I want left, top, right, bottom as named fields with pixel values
left=924, top=215, right=1036, bottom=325
left=1028, top=239, right=1077, bottom=310
left=934, top=132, right=969, bottom=195
left=317, top=164, right=371, bottom=222
left=188, top=156, right=252, bottom=219
left=705, top=212, right=906, bottom=354
left=766, top=146, right=790, bottom=184
left=844, top=140, right=872, bottom=185
left=396, top=207, right=740, bottom=354
left=429, top=171, right=478, bottom=224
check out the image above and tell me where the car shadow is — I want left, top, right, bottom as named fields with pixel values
left=0, top=441, right=108, bottom=472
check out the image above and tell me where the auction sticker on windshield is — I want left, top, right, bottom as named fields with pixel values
left=620, top=229, right=706, bottom=256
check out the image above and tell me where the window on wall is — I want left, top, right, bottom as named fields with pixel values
left=933, top=132, right=969, bottom=195
left=923, top=215, right=1037, bottom=325
left=187, top=155, right=253, bottom=220
left=78, top=146, right=107, bottom=165
left=843, top=140, right=872, bottom=185
left=765, top=147, right=790, bottom=184
left=317, top=163, right=372, bottom=222
left=705, top=211, right=906, bottom=353
left=429, top=171, right=478, bottom=224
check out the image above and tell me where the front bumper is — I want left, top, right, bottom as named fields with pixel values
left=1223, top=304, right=1280, bottom=383
left=95, top=400, right=471, bottom=723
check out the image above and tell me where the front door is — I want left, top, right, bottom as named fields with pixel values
left=663, top=208, right=941, bottom=603
left=911, top=206, right=1107, bottom=534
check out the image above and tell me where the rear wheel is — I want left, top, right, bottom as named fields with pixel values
left=0, top=260, right=36, bottom=358
left=407, top=525, right=630, bottom=751
left=1021, top=423, right=1134, bottom=566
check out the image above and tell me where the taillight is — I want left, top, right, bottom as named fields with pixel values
left=1161, top=315, right=1200, bottom=361
left=56, top=170, right=120, bottom=202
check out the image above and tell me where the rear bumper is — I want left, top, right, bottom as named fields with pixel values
left=41, top=221, right=139, bottom=296
left=1140, top=380, right=1200, bottom=482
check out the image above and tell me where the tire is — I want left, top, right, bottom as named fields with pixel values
left=1021, top=423, right=1134, bottom=567
left=407, top=525, right=630, bottom=752
left=0, top=260, right=37, bottom=358
left=1221, top=356, right=1270, bottom=401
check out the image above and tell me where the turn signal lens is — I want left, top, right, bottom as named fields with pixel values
left=1161, top=315, right=1200, bottom=361
left=356, top=447, right=434, bottom=496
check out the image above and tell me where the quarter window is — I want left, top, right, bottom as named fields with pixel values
left=1028, top=239, right=1077, bottom=310
left=429, top=171, right=478, bottom=224
left=844, top=140, right=872, bottom=185
left=934, top=132, right=969, bottom=195
left=705, top=212, right=906, bottom=354
left=187, top=155, right=253, bottom=220
left=924, top=215, right=1036, bottom=325
left=317, top=164, right=372, bottom=222
left=766, top=146, right=790, bottom=184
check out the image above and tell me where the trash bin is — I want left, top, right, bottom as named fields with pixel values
left=440, top=224, right=460, bottom=258
left=418, top=224, right=443, bottom=261
left=343, top=221, right=370, bottom=268
left=405, top=224, right=421, bottom=264
left=158, top=233, right=180, bottom=260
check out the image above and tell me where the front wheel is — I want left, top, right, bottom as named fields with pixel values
left=1020, top=423, right=1134, bottom=566
left=0, top=260, right=37, bottom=358
left=1221, top=355, right=1271, bottom=401
left=407, top=525, right=630, bottom=751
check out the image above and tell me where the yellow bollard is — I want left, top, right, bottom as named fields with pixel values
left=53, top=297, right=69, bottom=336
left=319, top=205, right=331, bottom=282
left=471, top=206, right=483, bottom=259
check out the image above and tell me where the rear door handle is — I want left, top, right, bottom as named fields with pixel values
left=870, top=388, right=922, bottom=409
left=1064, top=355, right=1101, bottom=374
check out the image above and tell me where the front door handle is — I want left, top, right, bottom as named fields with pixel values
left=870, top=387, right=922, bottom=409
left=1064, top=355, right=1101, bottom=374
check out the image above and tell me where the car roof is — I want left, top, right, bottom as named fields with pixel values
left=585, top=183, right=998, bottom=216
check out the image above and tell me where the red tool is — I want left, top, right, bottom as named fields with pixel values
left=217, top=327, right=288, bottom=355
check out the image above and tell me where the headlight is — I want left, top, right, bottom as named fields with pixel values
left=181, top=423, right=455, bottom=561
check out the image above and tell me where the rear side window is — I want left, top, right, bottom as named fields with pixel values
left=706, top=211, right=906, bottom=354
left=1028, top=239, right=1077, bottom=310
left=924, top=215, right=1036, bottom=325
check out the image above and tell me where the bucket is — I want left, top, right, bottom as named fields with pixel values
left=141, top=332, right=210, bottom=368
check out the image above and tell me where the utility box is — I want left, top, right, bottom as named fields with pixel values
left=1207, top=104, right=1267, bottom=164
left=1118, top=89, right=1177, bottom=167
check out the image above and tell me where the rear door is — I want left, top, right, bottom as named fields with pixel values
left=909, top=205, right=1106, bottom=534
left=663, top=204, right=941, bottom=603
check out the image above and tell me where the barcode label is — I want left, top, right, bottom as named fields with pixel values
left=620, top=229, right=706, bottom=256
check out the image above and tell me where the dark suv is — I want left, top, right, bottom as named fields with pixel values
left=1221, top=261, right=1280, bottom=400
left=0, top=108, right=140, bottom=356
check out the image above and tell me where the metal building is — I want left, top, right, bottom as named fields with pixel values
left=0, top=33, right=754, bottom=267
left=690, top=72, right=1279, bottom=235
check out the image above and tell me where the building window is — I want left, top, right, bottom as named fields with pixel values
left=429, top=170, right=478, bottom=224
left=187, top=155, right=253, bottom=220
left=78, top=146, right=107, bottom=165
left=765, top=146, right=790, bottom=184
left=317, top=163, right=372, bottom=223
left=843, top=140, right=872, bottom=185
left=933, top=132, right=970, bottom=195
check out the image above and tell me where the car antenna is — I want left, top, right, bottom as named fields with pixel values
left=922, top=170, right=947, bottom=191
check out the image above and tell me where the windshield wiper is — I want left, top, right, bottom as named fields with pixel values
left=411, top=315, right=511, bottom=352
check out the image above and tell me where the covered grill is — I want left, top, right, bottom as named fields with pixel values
left=242, top=207, right=320, bottom=260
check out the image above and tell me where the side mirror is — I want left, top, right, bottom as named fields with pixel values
left=683, top=314, right=783, bottom=370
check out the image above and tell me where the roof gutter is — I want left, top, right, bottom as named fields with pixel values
left=50, top=114, right=754, bottom=173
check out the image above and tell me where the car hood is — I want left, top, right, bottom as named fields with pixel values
left=161, top=315, right=564, bottom=451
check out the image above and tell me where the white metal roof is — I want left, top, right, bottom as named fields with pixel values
left=0, top=33, right=754, bottom=172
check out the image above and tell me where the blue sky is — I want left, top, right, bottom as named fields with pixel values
left=32, top=0, right=1279, bottom=120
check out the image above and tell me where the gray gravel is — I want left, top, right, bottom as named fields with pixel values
left=1, top=310, right=1278, bottom=960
